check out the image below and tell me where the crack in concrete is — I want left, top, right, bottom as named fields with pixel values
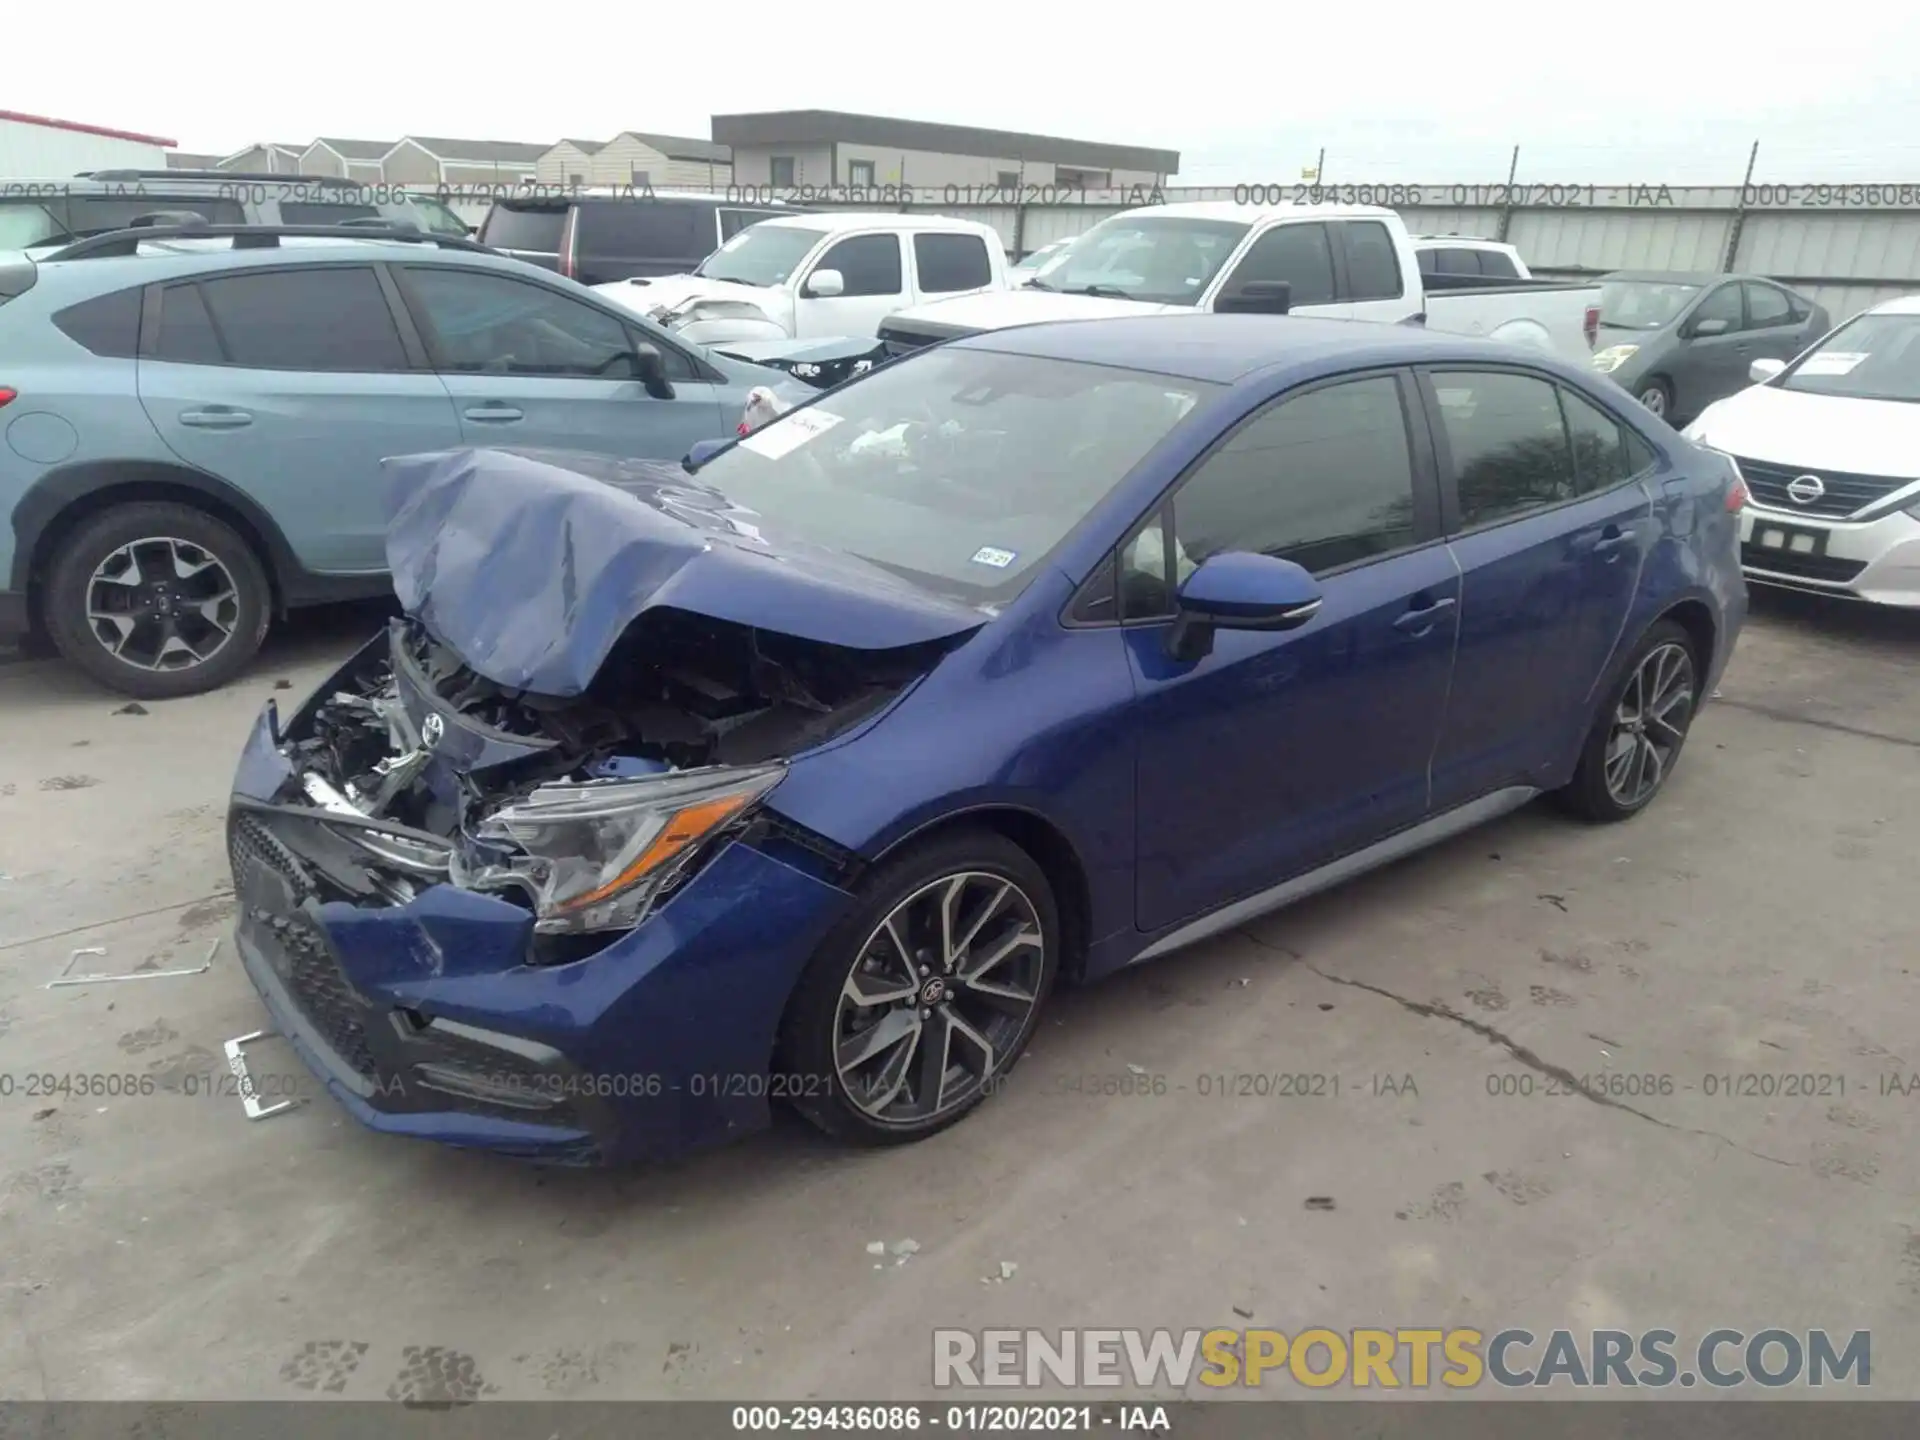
left=1713, top=697, right=1920, bottom=751
left=1246, top=936, right=1797, bottom=1167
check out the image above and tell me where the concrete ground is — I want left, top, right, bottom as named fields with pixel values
left=1, top=591, right=1917, bottom=1403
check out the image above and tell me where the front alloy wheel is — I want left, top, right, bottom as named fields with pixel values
left=834, top=872, right=1046, bottom=1125
left=1638, top=383, right=1669, bottom=418
left=782, top=830, right=1059, bottom=1145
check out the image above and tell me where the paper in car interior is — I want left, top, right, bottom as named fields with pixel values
left=1796, top=353, right=1867, bottom=376
left=739, top=408, right=844, bottom=460
left=970, top=546, right=1017, bottom=568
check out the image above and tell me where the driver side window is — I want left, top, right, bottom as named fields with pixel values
left=808, top=234, right=904, bottom=298
left=404, top=266, right=646, bottom=379
left=1689, top=284, right=1744, bottom=334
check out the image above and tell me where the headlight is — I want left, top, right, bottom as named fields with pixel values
left=1591, top=344, right=1640, bottom=373
left=454, top=764, right=785, bottom=934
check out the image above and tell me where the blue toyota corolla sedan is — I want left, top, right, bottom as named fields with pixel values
left=225, top=314, right=1747, bottom=1166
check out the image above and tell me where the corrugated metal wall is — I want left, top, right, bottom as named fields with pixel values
left=0, top=120, right=169, bottom=176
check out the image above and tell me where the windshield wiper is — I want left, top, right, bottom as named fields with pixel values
left=1063, top=284, right=1133, bottom=300
left=1020, top=278, right=1054, bottom=290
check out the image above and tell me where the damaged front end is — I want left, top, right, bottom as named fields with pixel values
left=277, top=608, right=933, bottom=945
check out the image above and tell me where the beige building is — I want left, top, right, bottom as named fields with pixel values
left=709, top=110, right=1178, bottom=191
left=299, top=138, right=394, bottom=184
left=216, top=142, right=305, bottom=174
left=380, top=137, right=549, bottom=190
left=537, top=132, right=732, bottom=191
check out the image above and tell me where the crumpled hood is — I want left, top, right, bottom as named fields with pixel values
left=593, top=272, right=787, bottom=323
left=1690, top=384, right=1920, bottom=474
left=381, top=448, right=990, bottom=697
left=886, top=287, right=1178, bottom=335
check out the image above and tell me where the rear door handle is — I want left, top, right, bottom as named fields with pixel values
left=463, top=404, right=523, bottom=423
left=1591, top=524, right=1631, bottom=557
left=1393, top=595, right=1456, bottom=633
left=178, top=407, right=252, bottom=429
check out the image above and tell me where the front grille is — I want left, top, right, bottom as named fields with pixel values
left=228, top=813, right=378, bottom=1077
left=1740, top=544, right=1868, bottom=584
left=1735, top=456, right=1914, bottom=519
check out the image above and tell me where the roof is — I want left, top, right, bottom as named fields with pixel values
left=557, top=138, right=607, bottom=154
left=1868, top=295, right=1920, bottom=315
left=0, top=109, right=177, bottom=148
left=1131, top=200, right=1397, bottom=223
left=617, top=130, right=730, bottom=163
left=710, top=110, right=1177, bottom=176
left=166, top=152, right=226, bottom=169
left=310, top=137, right=397, bottom=161
left=397, top=136, right=549, bottom=164
left=218, top=142, right=302, bottom=164
left=765, top=211, right=997, bottom=234
left=954, top=313, right=1561, bottom=385
left=1602, top=270, right=1723, bottom=284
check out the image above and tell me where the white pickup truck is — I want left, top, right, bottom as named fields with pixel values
left=593, top=211, right=1010, bottom=347
left=878, top=201, right=1603, bottom=362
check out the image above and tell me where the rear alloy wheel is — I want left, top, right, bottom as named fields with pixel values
left=44, top=502, right=271, bottom=700
left=1559, top=621, right=1699, bottom=823
left=782, top=831, right=1058, bottom=1145
left=1637, top=380, right=1671, bottom=420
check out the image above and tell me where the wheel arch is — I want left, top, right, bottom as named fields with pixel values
left=1653, top=594, right=1718, bottom=677
left=11, top=459, right=300, bottom=623
left=867, top=804, right=1095, bottom=983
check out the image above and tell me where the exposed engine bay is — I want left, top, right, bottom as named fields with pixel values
left=272, top=611, right=944, bottom=936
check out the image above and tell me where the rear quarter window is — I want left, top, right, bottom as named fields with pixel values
left=52, top=286, right=143, bottom=357
left=576, top=200, right=714, bottom=258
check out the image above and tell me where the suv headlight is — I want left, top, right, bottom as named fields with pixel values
left=1591, top=344, right=1640, bottom=373
left=454, top=764, right=785, bottom=934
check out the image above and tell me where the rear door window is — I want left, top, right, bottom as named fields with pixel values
left=191, top=267, right=410, bottom=372
left=1742, top=282, right=1794, bottom=329
left=479, top=203, right=568, bottom=252
left=1339, top=221, right=1404, bottom=301
left=913, top=232, right=993, bottom=293
left=576, top=200, right=714, bottom=260
left=152, top=283, right=225, bottom=364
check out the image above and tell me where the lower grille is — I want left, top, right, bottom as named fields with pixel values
left=228, top=813, right=378, bottom=1077
left=1735, top=456, right=1913, bottom=519
left=1740, top=544, right=1868, bottom=585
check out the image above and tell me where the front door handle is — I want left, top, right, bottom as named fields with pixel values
left=178, top=407, right=252, bottom=429
left=1590, top=524, right=1631, bottom=558
left=463, top=404, right=524, bottom=423
left=1393, top=595, right=1456, bottom=633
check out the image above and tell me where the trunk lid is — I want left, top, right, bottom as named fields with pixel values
left=382, top=447, right=991, bottom=697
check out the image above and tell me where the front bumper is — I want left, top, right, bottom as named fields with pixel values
left=1738, top=503, right=1920, bottom=608
left=225, top=697, right=856, bottom=1166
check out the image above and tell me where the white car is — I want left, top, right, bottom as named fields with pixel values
left=1683, top=295, right=1920, bottom=608
left=593, top=212, right=1009, bottom=345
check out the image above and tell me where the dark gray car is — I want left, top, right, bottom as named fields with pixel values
left=1590, top=270, right=1830, bottom=424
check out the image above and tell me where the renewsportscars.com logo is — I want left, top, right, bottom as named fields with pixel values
left=932, top=1328, right=1871, bottom=1390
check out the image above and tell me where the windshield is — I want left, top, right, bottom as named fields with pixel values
left=694, top=224, right=822, bottom=286
left=688, top=346, right=1220, bottom=601
left=1599, top=279, right=1702, bottom=331
left=1777, top=312, right=1920, bottom=402
left=1027, top=214, right=1250, bottom=305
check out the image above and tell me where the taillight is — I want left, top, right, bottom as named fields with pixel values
left=0, top=387, right=16, bottom=409
left=1583, top=305, right=1600, bottom=349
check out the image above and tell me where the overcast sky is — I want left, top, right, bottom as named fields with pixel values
left=15, top=1, right=1920, bottom=184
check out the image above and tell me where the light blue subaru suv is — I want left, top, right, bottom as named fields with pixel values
left=0, top=222, right=807, bottom=697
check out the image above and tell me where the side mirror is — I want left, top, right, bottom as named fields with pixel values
left=633, top=341, right=675, bottom=399
left=1749, top=356, right=1787, bottom=384
left=1215, top=280, right=1292, bottom=315
left=1165, top=552, right=1323, bottom=662
left=1690, top=316, right=1731, bottom=338
left=804, top=268, right=845, bottom=298
left=683, top=437, right=731, bottom=470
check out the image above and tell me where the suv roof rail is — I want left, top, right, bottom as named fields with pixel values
left=74, top=169, right=365, bottom=186
left=42, top=220, right=490, bottom=262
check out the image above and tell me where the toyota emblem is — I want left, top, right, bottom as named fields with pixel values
left=420, top=713, right=445, bottom=749
left=1786, top=473, right=1826, bottom=505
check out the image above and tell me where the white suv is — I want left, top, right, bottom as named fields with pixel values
left=1683, top=294, right=1920, bottom=608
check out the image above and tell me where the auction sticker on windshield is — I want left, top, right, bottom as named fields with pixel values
left=970, top=546, right=1017, bottom=569
left=1797, top=353, right=1867, bottom=376
left=739, top=408, right=844, bottom=460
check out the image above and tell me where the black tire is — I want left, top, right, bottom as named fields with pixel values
left=1557, top=620, right=1700, bottom=824
left=1636, top=377, right=1673, bottom=422
left=43, top=502, right=271, bottom=700
left=779, top=828, right=1060, bottom=1147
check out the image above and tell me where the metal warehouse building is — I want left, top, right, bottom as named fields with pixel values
left=0, top=110, right=176, bottom=174
left=710, top=110, right=1179, bottom=192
